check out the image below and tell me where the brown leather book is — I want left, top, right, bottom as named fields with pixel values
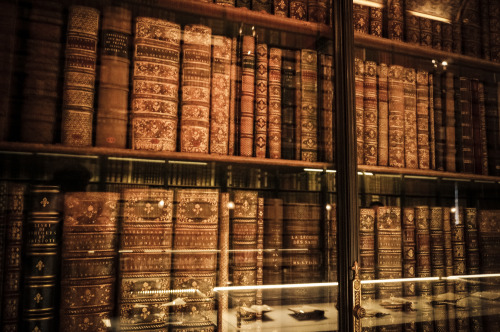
left=180, top=25, right=212, bottom=153
left=403, top=67, right=418, bottom=169
left=229, top=37, right=238, bottom=155
left=300, top=49, right=318, bottom=162
left=470, top=79, right=488, bottom=175
left=388, top=0, right=404, bottom=41
left=61, top=6, right=100, bottom=146
left=452, top=21, right=462, bottom=54
left=462, top=0, right=481, bottom=58
left=0, top=182, right=7, bottom=322
left=434, top=72, right=445, bottom=171
left=268, top=48, right=282, bottom=159
left=282, top=49, right=296, bottom=160
left=370, top=7, right=383, bottom=37
left=364, top=61, right=378, bottom=166
left=355, top=58, right=365, bottom=165
left=457, top=77, right=475, bottom=173
left=477, top=82, right=489, bottom=175
left=416, top=70, right=430, bottom=169
left=419, top=17, right=432, bottom=47
left=274, top=0, right=289, bottom=17
left=359, top=208, right=376, bottom=307
left=295, top=50, right=302, bottom=159
left=443, top=207, right=457, bottom=332
left=402, top=207, right=417, bottom=332
left=253, top=0, right=272, bottom=12
left=118, top=189, right=174, bottom=331
left=60, top=192, right=119, bottom=332
left=480, top=0, right=491, bottom=59
left=428, top=74, right=435, bottom=169
left=320, top=54, right=334, bottom=163
left=353, top=4, right=369, bottom=34
left=263, top=199, right=283, bottom=305
left=95, top=7, right=132, bottom=148
left=442, top=23, right=454, bottom=53
left=429, top=207, right=447, bottom=332
left=431, top=21, right=442, bottom=50
left=405, top=12, right=420, bottom=45
left=484, top=82, right=500, bottom=176
left=255, top=44, right=269, bottom=158
left=489, top=0, right=500, bottom=62
left=218, top=192, right=230, bottom=332
left=443, top=72, right=456, bottom=172
left=415, top=206, right=433, bottom=331
left=388, top=65, right=405, bottom=168
left=378, top=63, right=389, bottom=166
left=256, top=197, right=264, bottom=314
left=290, top=0, right=307, bottom=20
left=131, top=17, right=181, bottom=151
left=240, top=35, right=256, bottom=157
left=236, top=0, right=252, bottom=8
left=210, top=36, right=232, bottom=155
left=171, top=189, right=219, bottom=331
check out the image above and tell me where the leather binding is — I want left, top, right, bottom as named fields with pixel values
left=118, top=189, right=174, bottom=331
left=274, top=0, right=289, bottom=17
left=378, top=63, right=389, bottom=166
left=20, top=1, right=63, bottom=144
left=457, top=77, right=475, bottom=173
left=131, top=17, right=181, bottom=151
left=429, top=207, right=447, bottom=332
left=402, top=208, right=417, bottom=332
left=254, top=44, right=269, bottom=158
left=388, top=65, right=405, bottom=168
left=403, top=67, right=418, bottom=169
left=300, top=49, right=318, bottom=162
left=416, top=70, right=430, bottom=169
left=171, top=189, right=219, bottom=331
left=442, top=23, right=454, bottom=53
left=61, top=6, right=100, bottom=146
left=320, top=54, right=334, bottom=163
left=370, top=7, right=383, bottom=37
left=95, top=7, right=132, bottom=148
left=363, top=61, right=378, bottom=166
left=431, top=21, right=442, bottom=50
left=359, top=209, right=376, bottom=311
left=60, top=192, right=119, bottom=332
left=1, top=184, right=26, bottom=332
left=240, top=35, right=256, bottom=157
left=283, top=203, right=322, bottom=304
left=295, top=50, right=302, bottom=159
left=252, top=0, right=272, bottom=13
left=428, top=74, right=435, bottom=169
left=263, top=199, right=283, bottom=305
left=282, top=49, right=296, bottom=160
left=388, top=0, right=403, bottom=41
left=210, top=36, right=232, bottom=155
left=268, top=48, right=282, bottom=159
left=443, top=207, right=457, bottom=332
left=462, top=0, right=481, bottom=58
left=0, top=182, right=7, bottom=321
left=328, top=203, right=338, bottom=304
left=489, top=0, right=500, bottom=62
left=290, top=0, right=307, bottom=20
left=419, top=17, right=432, bottom=47
left=236, top=0, right=252, bottom=8
left=231, top=190, right=258, bottom=307
left=480, top=0, right=490, bottom=59
left=434, top=72, right=445, bottom=171
left=256, top=197, right=264, bottom=317
left=353, top=4, right=369, bottom=34
left=470, top=79, right=488, bottom=175
left=22, top=185, right=62, bottom=332
left=485, top=82, right=500, bottom=176
left=229, top=37, right=238, bottom=155
left=452, top=20, right=462, bottom=54
left=308, top=0, right=327, bottom=23
left=180, top=24, right=212, bottom=153
left=405, top=12, right=420, bottom=45
left=464, top=208, right=483, bottom=332
left=316, top=0, right=329, bottom=24
left=444, top=72, right=456, bottom=172
left=477, top=82, right=489, bottom=175
left=355, top=58, right=365, bottom=165
left=415, top=206, right=433, bottom=331
left=215, top=0, right=236, bottom=5
left=217, top=193, right=230, bottom=332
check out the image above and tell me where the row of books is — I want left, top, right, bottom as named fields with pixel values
left=0, top=183, right=337, bottom=331
left=360, top=205, right=500, bottom=331
left=353, top=0, right=500, bottom=63
left=355, top=58, right=500, bottom=176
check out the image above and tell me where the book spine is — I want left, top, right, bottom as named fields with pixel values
left=353, top=4, right=369, bottom=34
left=314, top=0, right=328, bottom=24
left=252, top=0, right=272, bottom=12
left=355, top=58, right=365, bottom=165
left=300, top=49, right=318, bottom=162
left=419, top=17, right=432, bottom=47
left=405, top=12, right=420, bottom=44
left=402, top=207, right=417, bottom=332
left=256, top=197, right=264, bottom=317
left=255, top=43, right=268, bottom=158
left=485, top=82, right=500, bottom=175
left=489, top=0, right=500, bottom=62
left=378, top=63, right=389, bottom=166
left=319, top=54, right=334, bottom=163
left=471, top=80, right=489, bottom=174
left=480, top=0, right=491, bottom=59
left=458, top=77, right=475, bottom=173
left=444, top=72, right=456, bottom=172
left=462, top=0, right=481, bottom=58
left=388, top=65, right=405, bottom=167
left=416, top=70, right=430, bottom=169
left=434, top=71, right=445, bottom=171
left=180, top=24, right=212, bottom=153
left=216, top=0, right=236, bottom=5
left=369, top=7, right=383, bottom=37
left=442, top=23, right=454, bottom=53
left=403, top=67, right=418, bottom=169
left=95, top=7, right=132, bottom=148
left=363, top=61, right=378, bottom=166
left=0, top=182, right=7, bottom=321
left=282, top=50, right=296, bottom=160
left=131, top=17, right=181, bottom=151
left=428, top=73, right=436, bottom=169
left=240, top=35, right=256, bottom=157
left=274, top=0, right=289, bottom=16
left=218, top=192, right=230, bottom=332
left=61, top=6, right=100, bottom=146
left=236, top=0, right=252, bottom=8
left=211, top=36, right=232, bottom=155
left=443, top=207, right=457, bottom=332
left=432, top=21, right=442, bottom=50
left=359, top=208, right=376, bottom=307
left=478, top=82, right=489, bottom=175
left=465, top=208, right=483, bottom=332
left=429, top=207, right=447, bottom=332
left=290, top=0, right=307, bottom=21
left=452, top=21, right=462, bottom=54
left=268, top=48, right=282, bottom=159
left=229, top=37, right=238, bottom=155
left=295, top=50, right=302, bottom=159
left=263, top=199, right=283, bottom=305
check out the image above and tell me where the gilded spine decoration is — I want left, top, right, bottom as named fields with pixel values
left=268, top=48, right=282, bottom=159
left=402, top=207, right=417, bottom=332
left=240, top=35, right=256, bottom=157
left=218, top=193, right=230, bottom=332
left=416, top=70, right=430, bottom=169
left=388, top=0, right=404, bottom=41
left=263, top=199, right=283, bottom=305
left=273, top=0, right=289, bottom=16
left=300, top=49, right=318, bottom=161
left=363, top=61, right=378, bottom=166
left=378, top=63, right=389, bottom=166
left=403, top=67, right=418, bottom=169
left=355, top=58, right=365, bottom=165
left=320, top=54, right=334, bottom=163
left=254, top=44, right=269, bottom=158
left=388, top=65, right=405, bottom=167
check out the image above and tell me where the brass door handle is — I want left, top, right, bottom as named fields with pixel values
left=353, top=305, right=366, bottom=320
left=352, top=261, right=363, bottom=332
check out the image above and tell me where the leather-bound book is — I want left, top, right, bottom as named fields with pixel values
left=443, top=207, right=457, bottom=332
left=359, top=209, right=376, bottom=309
left=465, top=208, right=483, bottom=332
left=290, top=0, right=307, bottom=20
left=295, top=50, right=302, bottom=159
left=263, top=199, right=283, bottom=305
left=171, top=189, right=219, bottom=331
left=429, top=207, right=447, bottom=332
left=477, top=82, right=489, bottom=175
left=419, top=17, right=432, bottom=47
left=444, top=72, right=456, bottom=172
left=229, top=37, right=238, bottom=155
left=388, top=65, right=405, bottom=168
left=61, top=6, right=100, bottom=146
left=240, top=35, right=256, bottom=157
left=470, top=79, right=488, bottom=175
left=95, top=7, right=132, bottom=148
left=480, top=0, right=491, bottom=59
left=268, top=48, right=282, bottom=159
left=210, top=36, right=232, bottom=155
left=405, top=12, right=420, bottom=44
left=452, top=21, right=462, bottom=54
left=256, top=197, right=264, bottom=314
left=431, top=21, right=442, bottom=50
left=314, top=0, right=328, bottom=24
left=236, top=0, right=252, bottom=8
left=364, top=61, right=378, bottom=166
left=307, top=0, right=319, bottom=22
left=22, top=185, right=62, bottom=332
left=60, top=192, right=119, bottom=332
left=20, top=1, right=63, bottom=144
left=416, top=70, right=430, bottom=169
left=485, top=82, right=500, bottom=175
left=328, top=203, right=338, bottom=303
left=274, top=0, right=289, bottom=16
left=320, top=54, right=334, bottom=163
left=490, top=0, right=500, bottom=62
left=378, top=63, right=389, bottom=166
left=434, top=72, right=445, bottom=171
left=131, top=17, right=181, bottom=151
left=0, top=182, right=7, bottom=321
left=216, top=0, right=236, bottom=5
left=370, top=7, right=383, bottom=37
left=1, top=184, right=26, bottom=332
left=218, top=193, right=230, bottom=332
left=457, top=77, right=475, bottom=173
left=118, top=189, right=174, bottom=331
left=300, top=49, right=318, bottom=162
left=180, top=24, right=212, bottom=153
left=253, top=0, right=271, bottom=12
left=428, top=74, right=435, bottom=169
left=254, top=43, right=268, bottom=158
left=415, top=206, right=433, bottom=331
left=231, top=190, right=258, bottom=307
left=403, top=67, right=418, bottom=169
left=462, top=0, right=481, bottom=58
left=282, top=50, right=296, bottom=160
left=402, top=208, right=417, bottom=332
left=442, top=23, right=453, bottom=53
left=355, top=58, right=365, bottom=165
left=353, top=4, right=369, bottom=34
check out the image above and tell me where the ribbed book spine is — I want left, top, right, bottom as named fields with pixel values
left=444, top=72, right=456, bottom=172
left=254, top=44, right=268, bottom=158
left=359, top=209, right=376, bottom=312
left=490, top=0, right=500, bottom=62
left=457, top=77, right=475, bottom=173
left=429, top=207, right=447, bottom=332
left=256, top=197, right=264, bottom=317
left=451, top=208, right=469, bottom=332
left=307, top=0, right=319, bottom=22
left=405, top=13, right=420, bottom=44
left=402, top=207, right=417, bottom=332
left=485, top=82, right=500, bottom=175
left=434, top=72, right=445, bottom=171
left=428, top=74, right=436, bottom=169
left=353, top=4, right=369, bottom=34
left=118, top=189, right=174, bottom=330
left=355, top=58, right=365, bottom=165
left=480, top=0, right=490, bottom=59
left=432, top=21, right=442, bottom=50
left=295, top=50, right=302, bottom=159
left=415, top=206, right=433, bottom=332
left=131, top=17, right=181, bottom=151
left=210, top=36, right=232, bottom=155
left=442, top=23, right=454, bottom=53
left=478, top=82, right=489, bottom=175
left=229, top=37, right=238, bottom=155
left=240, top=35, right=256, bottom=157
left=171, top=189, right=219, bottom=331
left=419, top=17, right=432, bottom=47
left=268, top=48, right=282, bottom=159
left=95, top=7, right=132, bottom=148
left=282, top=50, right=296, bottom=160
left=218, top=192, right=230, bottom=332
left=364, top=61, right=378, bottom=165
left=263, top=199, right=283, bottom=305
left=370, top=7, right=383, bottom=37
left=253, top=0, right=271, bottom=12
left=60, top=192, right=119, bottom=331
left=180, top=24, right=212, bottom=153
left=416, top=70, right=430, bottom=169
left=0, top=182, right=7, bottom=321
left=403, top=67, right=418, bottom=169
left=387, top=0, right=403, bottom=41
left=300, top=49, right=318, bottom=162
left=452, top=21, right=462, bottom=54
left=274, top=0, right=289, bottom=16
left=378, top=63, right=389, bottom=166
left=388, top=65, right=405, bottom=167
left=61, top=6, right=100, bottom=146
left=443, top=207, right=457, bottom=332
left=290, top=0, right=307, bottom=20
left=320, top=54, right=334, bottom=163
left=462, top=0, right=481, bottom=57
left=470, top=79, right=488, bottom=175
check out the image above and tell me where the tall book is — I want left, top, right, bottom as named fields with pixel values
left=415, top=206, right=433, bottom=332
left=403, top=67, right=418, bottom=169
left=253, top=0, right=271, bottom=12
left=290, top=0, right=307, bottom=20
left=61, top=6, right=100, bottom=146
left=419, top=17, right=432, bottom=47
left=428, top=74, right=435, bottom=169
left=416, top=70, right=430, bottom=169
left=442, top=23, right=454, bottom=52
left=456, top=77, right=475, bottom=173
left=431, top=21, right=442, bottom=50
left=484, top=82, right=500, bottom=175
left=274, top=0, right=289, bottom=16
left=353, top=4, right=369, bottom=34
left=405, top=12, right=420, bottom=44
left=470, top=79, right=488, bottom=175
left=378, top=63, right=389, bottom=166
left=429, top=207, right=447, bottom=332
left=210, top=36, right=232, bottom=155
left=444, top=72, right=456, bottom=172
left=95, top=7, right=132, bottom=148
left=402, top=208, right=417, bottom=332
left=388, top=65, right=405, bottom=168
left=295, top=50, right=302, bottom=159
left=363, top=61, right=378, bottom=165
left=180, top=25, right=212, bottom=153
left=477, top=82, right=489, bottom=175
left=131, top=17, right=181, bottom=151
left=229, top=36, right=238, bottom=155
left=256, top=197, right=264, bottom=315
left=240, top=35, right=256, bottom=157
left=462, top=0, right=481, bottom=57
left=320, top=54, right=334, bottom=163
left=359, top=209, right=376, bottom=312
left=434, top=71, right=445, bottom=171
left=300, top=49, right=318, bottom=162
left=254, top=44, right=268, bottom=158
left=118, top=189, right=174, bottom=330
left=452, top=20, right=462, bottom=54
left=60, top=192, right=119, bottom=331
left=370, top=7, right=383, bottom=37
left=171, top=189, right=219, bottom=331
left=387, top=0, right=404, bottom=41
left=218, top=193, right=230, bottom=332
left=443, top=207, right=457, bottom=332
left=355, top=58, right=365, bottom=165
left=263, top=199, right=283, bottom=305
left=282, top=49, right=296, bottom=160
left=268, top=48, right=282, bottom=159
left=0, top=182, right=7, bottom=321
left=489, top=0, right=500, bottom=62
left=479, top=0, right=491, bottom=59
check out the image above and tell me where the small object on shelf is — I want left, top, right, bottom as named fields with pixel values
left=288, top=305, right=325, bottom=320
